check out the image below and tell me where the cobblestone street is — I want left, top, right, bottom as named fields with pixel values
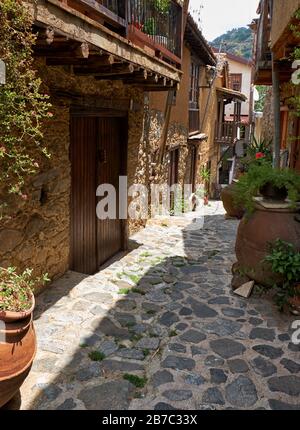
left=11, top=202, right=300, bottom=410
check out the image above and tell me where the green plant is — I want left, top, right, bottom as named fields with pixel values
left=118, top=287, right=131, bottom=295
left=143, top=18, right=156, bottom=36
left=265, top=239, right=300, bottom=311
left=0, top=267, right=49, bottom=311
left=0, top=0, right=51, bottom=196
left=123, top=374, right=147, bottom=388
left=88, top=351, right=105, bottom=361
left=153, top=0, right=170, bottom=14
left=234, top=164, right=300, bottom=213
left=143, top=348, right=150, bottom=357
left=241, top=137, right=273, bottom=171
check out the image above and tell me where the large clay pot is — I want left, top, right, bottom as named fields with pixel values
left=221, top=183, right=245, bottom=219
left=235, top=202, right=300, bottom=287
left=0, top=311, right=36, bottom=408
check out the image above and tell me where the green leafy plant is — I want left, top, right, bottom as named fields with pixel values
left=264, top=239, right=300, bottom=311
left=88, top=351, right=105, bottom=362
left=234, top=164, right=300, bottom=213
left=143, top=18, right=156, bottom=36
left=153, top=0, right=170, bottom=14
left=0, top=267, right=49, bottom=312
left=241, top=136, right=273, bottom=171
left=0, top=0, right=51, bottom=196
left=123, top=374, right=147, bottom=388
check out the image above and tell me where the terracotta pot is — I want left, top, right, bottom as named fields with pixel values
left=0, top=309, right=36, bottom=408
left=235, top=203, right=300, bottom=287
left=259, top=182, right=288, bottom=201
left=221, top=183, right=245, bottom=219
left=0, top=294, right=35, bottom=323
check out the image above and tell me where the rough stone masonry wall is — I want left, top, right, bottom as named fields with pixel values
left=0, top=59, right=145, bottom=288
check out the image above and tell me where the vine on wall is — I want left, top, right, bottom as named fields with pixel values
left=0, top=0, right=51, bottom=197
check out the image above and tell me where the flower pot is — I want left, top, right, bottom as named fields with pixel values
left=0, top=299, right=36, bottom=408
left=0, top=294, right=35, bottom=323
left=259, top=182, right=288, bottom=201
left=221, top=183, right=245, bottom=219
left=235, top=202, right=300, bottom=287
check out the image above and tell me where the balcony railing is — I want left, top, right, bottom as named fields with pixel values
left=58, top=0, right=183, bottom=66
left=215, top=121, right=240, bottom=145
left=128, top=0, right=182, bottom=64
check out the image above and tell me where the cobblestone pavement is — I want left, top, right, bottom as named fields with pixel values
left=11, top=201, right=300, bottom=410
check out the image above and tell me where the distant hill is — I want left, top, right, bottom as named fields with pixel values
left=211, top=27, right=253, bottom=60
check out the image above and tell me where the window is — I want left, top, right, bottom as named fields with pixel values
left=189, top=61, right=200, bottom=109
left=230, top=74, right=242, bottom=92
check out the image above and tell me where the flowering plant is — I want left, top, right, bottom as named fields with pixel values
left=0, top=0, right=52, bottom=196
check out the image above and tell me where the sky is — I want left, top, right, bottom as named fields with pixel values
left=189, top=0, right=259, bottom=41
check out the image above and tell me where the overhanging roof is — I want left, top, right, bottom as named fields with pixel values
left=185, top=15, right=217, bottom=66
left=217, top=87, right=247, bottom=102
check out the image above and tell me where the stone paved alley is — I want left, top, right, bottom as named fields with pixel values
left=9, top=202, right=300, bottom=410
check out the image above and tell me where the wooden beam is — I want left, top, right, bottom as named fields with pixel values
left=28, top=0, right=182, bottom=82
left=75, top=42, right=90, bottom=59
left=77, top=63, right=136, bottom=77
left=46, top=53, right=115, bottom=66
left=38, top=26, right=55, bottom=45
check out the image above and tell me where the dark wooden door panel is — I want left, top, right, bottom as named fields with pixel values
left=70, top=117, right=97, bottom=274
left=96, top=117, right=122, bottom=266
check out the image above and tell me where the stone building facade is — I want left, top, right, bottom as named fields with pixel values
left=0, top=0, right=186, bottom=285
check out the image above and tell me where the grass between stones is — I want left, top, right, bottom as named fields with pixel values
left=88, top=351, right=105, bottom=362
left=123, top=374, right=148, bottom=388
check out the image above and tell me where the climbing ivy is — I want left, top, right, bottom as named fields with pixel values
left=0, top=0, right=51, bottom=196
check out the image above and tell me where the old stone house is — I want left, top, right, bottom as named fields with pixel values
left=251, top=0, right=300, bottom=170
left=0, top=0, right=188, bottom=281
left=148, top=15, right=248, bottom=200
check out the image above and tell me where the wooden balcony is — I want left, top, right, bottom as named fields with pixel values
left=55, top=0, right=183, bottom=67
left=127, top=0, right=182, bottom=66
left=252, top=0, right=272, bottom=85
left=214, top=121, right=241, bottom=145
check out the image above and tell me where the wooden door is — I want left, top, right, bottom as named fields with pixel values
left=290, top=118, right=300, bottom=173
left=169, top=148, right=179, bottom=212
left=70, top=115, right=125, bottom=275
left=96, top=117, right=123, bottom=267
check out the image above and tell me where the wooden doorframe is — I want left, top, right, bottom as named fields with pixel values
left=69, top=108, right=128, bottom=273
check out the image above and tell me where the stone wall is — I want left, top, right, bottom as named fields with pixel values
left=0, top=59, right=145, bottom=288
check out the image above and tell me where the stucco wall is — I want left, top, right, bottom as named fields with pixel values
left=225, top=59, right=252, bottom=118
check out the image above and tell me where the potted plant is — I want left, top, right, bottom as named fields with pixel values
left=265, top=239, right=300, bottom=313
left=200, top=166, right=211, bottom=205
left=233, top=164, right=300, bottom=214
left=233, top=164, right=300, bottom=287
left=0, top=267, right=48, bottom=408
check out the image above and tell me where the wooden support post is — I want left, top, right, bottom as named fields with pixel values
left=272, top=56, right=281, bottom=168
left=158, top=90, right=175, bottom=164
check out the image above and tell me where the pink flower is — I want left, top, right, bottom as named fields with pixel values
left=21, top=194, right=28, bottom=201
left=33, top=162, right=39, bottom=168
left=0, top=146, right=6, bottom=153
left=47, top=112, right=53, bottom=118
left=256, top=152, right=265, bottom=159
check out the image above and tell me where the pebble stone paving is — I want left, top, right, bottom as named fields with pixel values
left=11, top=201, right=300, bottom=410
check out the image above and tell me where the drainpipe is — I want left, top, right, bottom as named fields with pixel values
left=272, top=54, right=281, bottom=168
